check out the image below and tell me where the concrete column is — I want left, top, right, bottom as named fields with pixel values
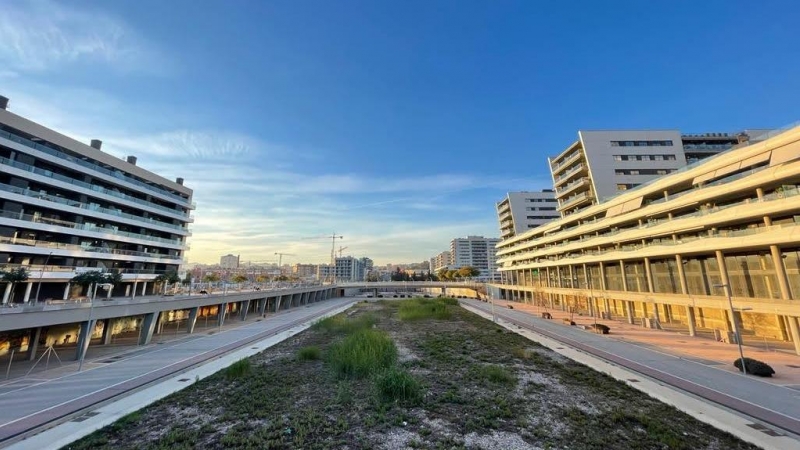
left=217, top=303, right=227, bottom=327
left=139, top=312, right=158, bottom=345
left=27, top=327, right=42, bottom=361
left=714, top=250, right=741, bottom=335
left=240, top=300, right=250, bottom=321
left=293, top=293, right=302, bottom=307
left=125, top=286, right=131, bottom=297
left=685, top=305, right=697, bottom=337
left=63, top=283, right=70, bottom=300
left=625, top=301, right=634, bottom=324
left=788, top=317, right=800, bottom=356
left=22, top=282, right=33, bottom=303
left=302, top=292, right=309, bottom=305
left=142, top=282, right=148, bottom=296
left=258, top=298, right=267, bottom=315
left=770, top=245, right=792, bottom=300
left=644, top=258, right=660, bottom=322
left=2, top=283, right=11, bottom=304
left=620, top=261, right=628, bottom=292
left=131, top=281, right=138, bottom=299
left=675, top=255, right=689, bottom=295
left=102, top=319, right=114, bottom=345
left=187, top=307, right=199, bottom=333
left=75, top=319, right=97, bottom=361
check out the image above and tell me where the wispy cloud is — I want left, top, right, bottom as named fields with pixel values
left=0, top=0, right=163, bottom=74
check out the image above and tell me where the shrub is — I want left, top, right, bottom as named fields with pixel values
left=589, top=323, right=610, bottom=334
left=473, top=364, right=516, bottom=385
left=224, top=359, right=251, bottom=379
left=312, top=314, right=376, bottom=334
left=298, top=346, right=321, bottom=361
left=439, top=297, right=459, bottom=306
left=398, top=298, right=452, bottom=321
left=327, top=329, right=397, bottom=378
left=374, top=367, right=423, bottom=405
left=733, top=357, right=775, bottom=377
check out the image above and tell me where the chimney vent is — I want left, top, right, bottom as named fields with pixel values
left=176, top=177, right=184, bottom=185
left=0, top=96, right=8, bottom=110
left=90, top=139, right=102, bottom=150
left=126, top=156, right=137, bottom=165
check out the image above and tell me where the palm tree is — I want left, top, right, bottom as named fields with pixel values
left=155, top=270, right=181, bottom=295
left=2, top=267, right=29, bottom=304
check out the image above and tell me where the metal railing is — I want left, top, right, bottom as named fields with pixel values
left=0, top=236, right=182, bottom=260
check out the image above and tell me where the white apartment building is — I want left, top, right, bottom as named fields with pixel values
left=496, top=190, right=559, bottom=240
left=549, top=129, right=770, bottom=218
left=219, top=254, right=239, bottom=269
left=450, top=236, right=501, bottom=281
left=0, top=94, right=194, bottom=303
left=429, top=251, right=452, bottom=272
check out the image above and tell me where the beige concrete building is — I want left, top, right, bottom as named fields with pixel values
left=495, top=124, right=800, bottom=354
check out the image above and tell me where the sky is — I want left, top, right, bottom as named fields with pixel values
left=2, top=0, right=799, bottom=266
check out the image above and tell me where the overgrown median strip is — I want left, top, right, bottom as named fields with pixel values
left=65, top=298, right=759, bottom=450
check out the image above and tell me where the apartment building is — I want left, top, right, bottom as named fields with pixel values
left=549, top=129, right=770, bottom=218
left=292, top=263, right=318, bottom=279
left=450, top=236, right=501, bottom=281
left=0, top=95, right=194, bottom=303
left=429, top=251, right=452, bottom=273
left=219, top=254, right=239, bottom=269
left=496, top=190, right=559, bottom=240
left=496, top=124, right=800, bottom=354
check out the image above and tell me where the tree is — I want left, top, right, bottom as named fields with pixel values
left=446, top=269, right=458, bottom=280
left=183, top=272, right=193, bottom=285
left=203, top=273, right=220, bottom=283
left=155, top=270, right=181, bottom=294
left=1, top=267, right=29, bottom=303
left=232, top=274, right=248, bottom=284
left=437, top=268, right=449, bottom=281
left=458, top=266, right=481, bottom=279
left=70, top=270, right=121, bottom=297
left=255, top=275, right=269, bottom=283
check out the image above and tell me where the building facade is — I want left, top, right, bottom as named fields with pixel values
left=495, top=124, right=800, bottom=354
left=292, top=263, right=318, bottom=279
left=450, top=236, right=501, bottom=281
left=549, top=129, right=769, bottom=218
left=430, top=251, right=452, bottom=273
left=496, top=190, right=559, bottom=240
left=219, top=254, right=239, bottom=269
left=0, top=95, right=194, bottom=303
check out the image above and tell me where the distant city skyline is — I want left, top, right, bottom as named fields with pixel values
left=2, top=1, right=798, bottom=264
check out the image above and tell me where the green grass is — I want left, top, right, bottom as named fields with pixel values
left=374, top=367, right=423, bottom=405
left=312, top=314, right=376, bottom=334
left=224, top=358, right=252, bottom=379
left=472, top=364, right=516, bottom=385
left=298, top=346, right=321, bottom=360
left=398, top=298, right=453, bottom=321
left=327, top=328, right=397, bottom=378
left=439, top=297, right=459, bottom=306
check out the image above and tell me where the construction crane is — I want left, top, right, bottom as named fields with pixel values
left=274, top=252, right=295, bottom=275
left=337, top=246, right=349, bottom=258
left=301, top=233, right=344, bottom=282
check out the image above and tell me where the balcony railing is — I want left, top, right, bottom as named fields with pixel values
left=557, top=192, right=591, bottom=210
left=0, top=236, right=182, bottom=260
left=553, top=163, right=586, bottom=185
left=0, top=183, right=190, bottom=234
left=550, top=150, right=582, bottom=172
left=0, top=129, right=192, bottom=206
left=0, top=155, right=190, bottom=219
left=0, top=208, right=184, bottom=247
left=556, top=177, right=590, bottom=197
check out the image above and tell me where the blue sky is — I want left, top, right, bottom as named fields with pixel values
left=2, top=0, right=799, bottom=265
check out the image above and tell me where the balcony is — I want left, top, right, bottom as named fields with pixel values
left=555, top=177, right=590, bottom=198
left=557, top=191, right=592, bottom=211
left=553, top=163, right=587, bottom=187
left=0, top=236, right=182, bottom=261
left=0, top=208, right=185, bottom=247
left=0, top=182, right=190, bottom=234
left=0, top=129, right=192, bottom=206
left=550, top=150, right=582, bottom=172
left=0, top=155, right=190, bottom=220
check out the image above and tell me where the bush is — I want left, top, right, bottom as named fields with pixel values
left=439, top=297, right=458, bottom=306
left=312, top=314, right=375, bottom=334
left=589, top=323, right=610, bottom=334
left=473, top=364, right=516, bottom=385
left=398, top=298, right=452, bottom=321
left=224, top=359, right=251, bottom=379
left=374, top=367, right=423, bottom=405
left=327, top=329, right=397, bottom=378
left=298, top=346, right=321, bottom=360
left=733, top=357, right=775, bottom=377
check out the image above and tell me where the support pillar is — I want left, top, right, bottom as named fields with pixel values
left=2, top=283, right=11, bottom=304
left=75, top=319, right=97, bottom=361
left=63, top=282, right=71, bottom=300
left=625, top=301, right=634, bottom=324
left=302, top=292, right=309, bottom=305
left=102, top=319, right=114, bottom=345
left=132, top=281, right=138, bottom=299
left=187, top=307, right=199, bottom=333
left=22, top=282, right=33, bottom=303
left=142, top=282, right=148, bottom=296
left=276, top=295, right=284, bottom=312
left=258, top=298, right=267, bottom=315
left=240, top=300, right=250, bottom=321
left=27, top=327, right=42, bottom=361
left=139, top=312, right=158, bottom=345
left=788, top=317, right=800, bottom=356
left=217, top=303, right=227, bottom=327
left=685, top=305, right=697, bottom=337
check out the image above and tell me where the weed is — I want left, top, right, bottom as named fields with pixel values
left=327, top=328, right=397, bottom=378
left=297, top=346, right=321, bottom=361
left=374, top=367, right=423, bottom=405
left=312, top=314, right=376, bottom=334
left=335, top=380, right=353, bottom=405
left=224, top=358, right=252, bottom=379
left=472, top=364, right=516, bottom=385
left=398, top=298, right=452, bottom=321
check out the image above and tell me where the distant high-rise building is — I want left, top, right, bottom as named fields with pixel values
left=549, top=129, right=770, bottom=217
left=450, top=236, right=501, bottom=281
left=496, top=190, right=559, bottom=240
left=292, top=263, right=318, bottom=278
left=334, top=256, right=366, bottom=282
left=429, top=251, right=452, bottom=272
left=220, top=254, right=239, bottom=269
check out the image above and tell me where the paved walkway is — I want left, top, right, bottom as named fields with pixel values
left=0, top=297, right=355, bottom=445
left=464, top=299, right=800, bottom=436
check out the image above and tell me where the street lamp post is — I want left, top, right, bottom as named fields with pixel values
left=78, top=282, right=114, bottom=371
left=33, top=251, right=53, bottom=305
left=714, top=283, right=747, bottom=375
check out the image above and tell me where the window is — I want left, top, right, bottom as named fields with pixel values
left=611, top=140, right=673, bottom=147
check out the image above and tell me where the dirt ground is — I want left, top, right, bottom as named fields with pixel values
left=64, top=300, right=758, bottom=450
